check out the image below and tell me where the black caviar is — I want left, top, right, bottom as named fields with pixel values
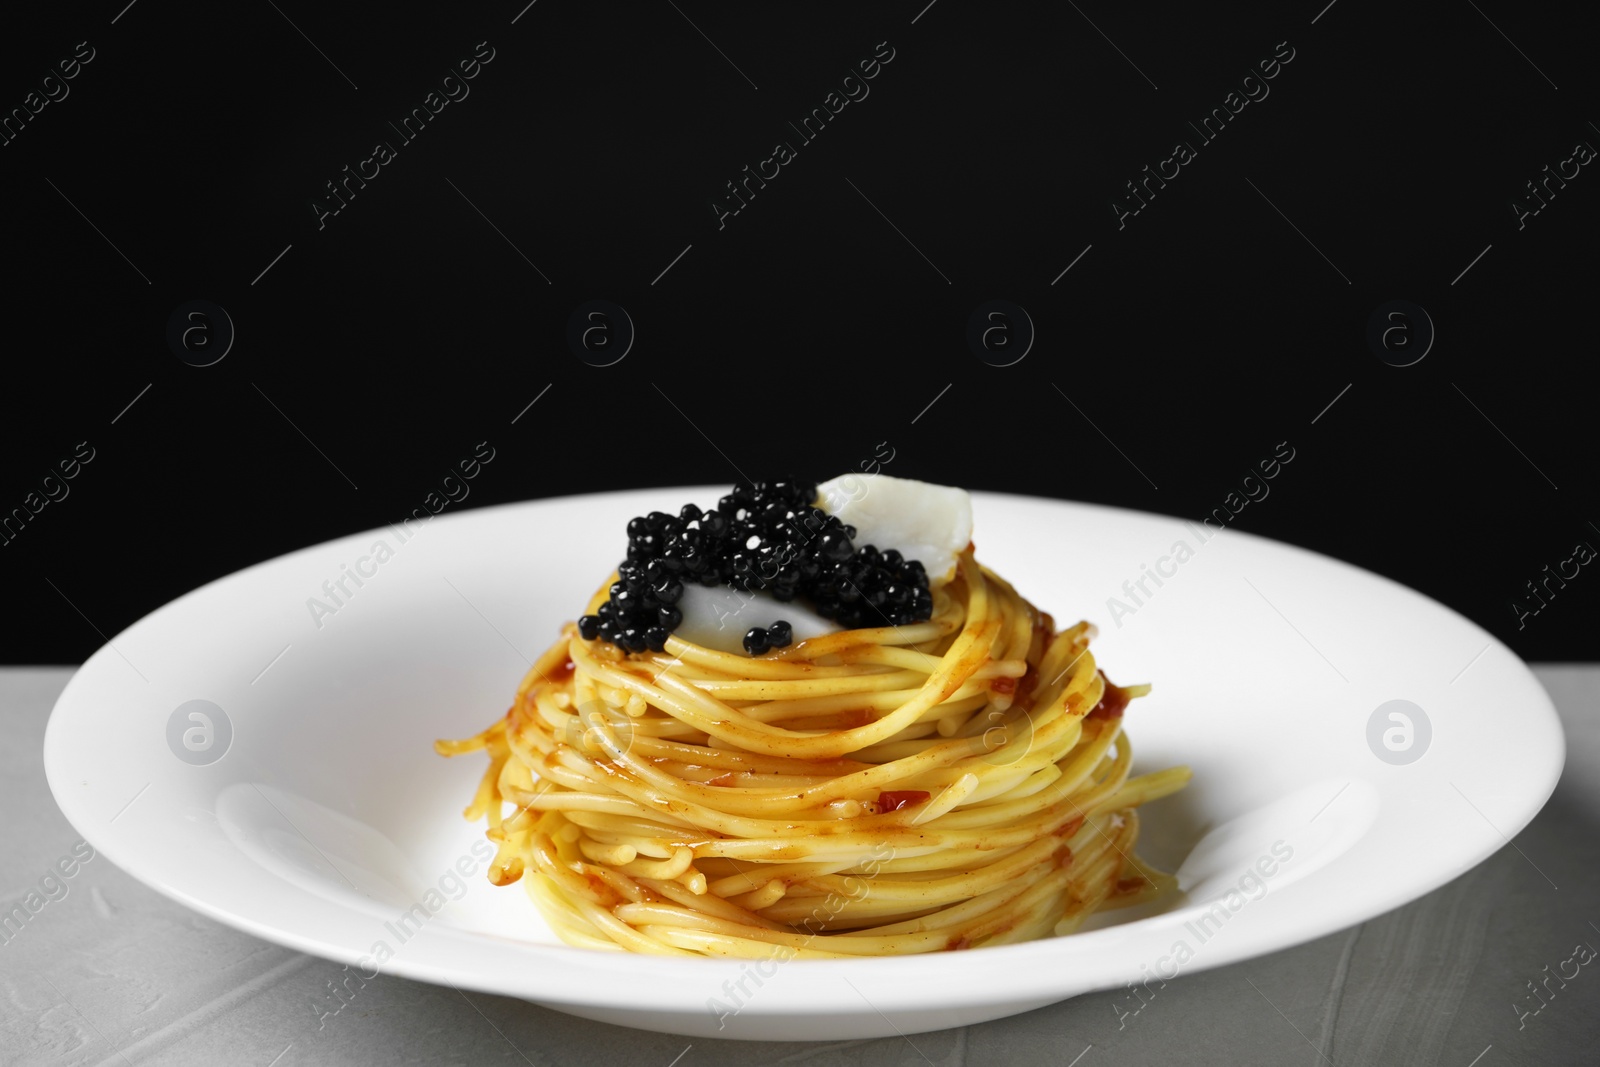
left=743, top=621, right=793, bottom=656
left=579, top=479, right=935, bottom=654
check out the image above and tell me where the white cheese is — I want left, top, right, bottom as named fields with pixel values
left=816, top=474, right=973, bottom=585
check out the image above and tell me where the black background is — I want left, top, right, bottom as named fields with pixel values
left=2, top=1, right=1596, bottom=663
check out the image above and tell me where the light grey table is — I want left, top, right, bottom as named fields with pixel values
left=3, top=666, right=1596, bottom=1066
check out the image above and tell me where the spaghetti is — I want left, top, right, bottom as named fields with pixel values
left=438, top=548, right=1189, bottom=957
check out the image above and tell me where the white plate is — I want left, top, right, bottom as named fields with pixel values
left=43, top=489, right=1563, bottom=1041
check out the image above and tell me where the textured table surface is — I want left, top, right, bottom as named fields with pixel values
left=3, top=665, right=1596, bottom=1067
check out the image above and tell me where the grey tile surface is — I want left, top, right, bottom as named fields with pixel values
left=2, top=666, right=1596, bottom=1066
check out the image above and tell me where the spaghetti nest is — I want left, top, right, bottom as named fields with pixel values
left=437, top=551, right=1190, bottom=957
